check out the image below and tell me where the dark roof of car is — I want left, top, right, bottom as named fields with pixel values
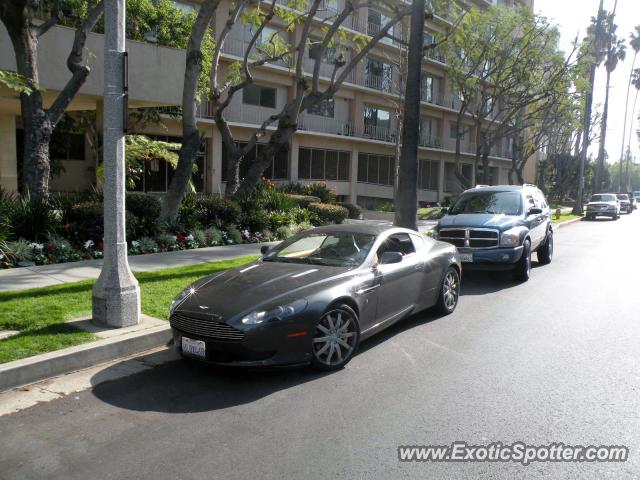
left=310, top=223, right=399, bottom=236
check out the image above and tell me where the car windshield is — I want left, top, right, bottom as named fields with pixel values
left=590, top=194, right=616, bottom=202
left=449, top=191, right=523, bottom=216
left=263, top=232, right=376, bottom=267
left=616, top=194, right=629, bottom=200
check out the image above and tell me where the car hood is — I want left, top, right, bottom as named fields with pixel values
left=175, top=261, right=353, bottom=319
left=437, top=213, right=522, bottom=231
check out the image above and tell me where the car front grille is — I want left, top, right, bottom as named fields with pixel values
left=170, top=313, right=244, bottom=342
left=439, top=228, right=500, bottom=249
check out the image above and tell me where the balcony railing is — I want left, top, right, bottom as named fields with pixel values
left=301, top=57, right=354, bottom=83
left=223, top=103, right=280, bottom=125
left=298, top=114, right=354, bottom=136
left=443, top=138, right=475, bottom=155
left=221, top=37, right=291, bottom=67
left=419, top=135, right=442, bottom=149
left=353, top=124, right=398, bottom=143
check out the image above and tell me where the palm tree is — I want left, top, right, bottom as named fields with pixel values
left=618, top=26, right=640, bottom=190
left=624, top=69, right=640, bottom=189
left=594, top=8, right=625, bottom=193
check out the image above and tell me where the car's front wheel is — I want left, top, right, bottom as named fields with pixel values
left=537, top=230, right=553, bottom=265
left=513, top=239, right=532, bottom=282
left=311, top=305, right=360, bottom=371
left=435, top=266, right=460, bottom=315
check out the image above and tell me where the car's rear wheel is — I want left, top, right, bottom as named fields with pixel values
left=311, top=305, right=360, bottom=371
left=435, top=267, right=460, bottom=315
left=513, top=239, right=532, bottom=282
left=537, top=230, right=553, bottom=265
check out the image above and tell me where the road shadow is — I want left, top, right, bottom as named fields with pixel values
left=459, top=266, right=541, bottom=296
left=91, top=349, right=330, bottom=414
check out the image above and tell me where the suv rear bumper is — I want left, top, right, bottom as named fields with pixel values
left=459, top=245, right=524, bottom=271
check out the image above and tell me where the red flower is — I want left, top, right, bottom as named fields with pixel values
left=177, top=232, right=186, bottom=242
left=97, top=241, right=104, bottom=251
left=44, top=244, right=54, bottom=253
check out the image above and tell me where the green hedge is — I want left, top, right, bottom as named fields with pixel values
left=286, top=194, right=322, bottom=208
left=308, top=203, right=348, bottom=225
left=192, top=195, right=241, bottom=227
left=338, top=202, right=362, bottom=219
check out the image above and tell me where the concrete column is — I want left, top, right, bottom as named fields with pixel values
left=210, top=128, right=222, bottom=194
left=0, top=114, right=18, bottom=192
left=437, top=159, right=445, bottom=203
left=349, top=145, right=359, bottom=204
left=289, top=135, right=299, bottom=182
left=92, top=0, right=141, bottom=327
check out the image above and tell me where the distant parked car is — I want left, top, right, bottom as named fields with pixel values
left=585, top=194, right=620, bottom=220
left=631, top=191, right=640, bottom=209
left=434, top=185, right=553, bottom=282
left=615, top=193, right=633, bottom=214
left=170, top=224, right=461, bottom=371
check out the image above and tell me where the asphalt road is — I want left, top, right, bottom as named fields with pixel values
left=2, top=214, right=640, bottom=480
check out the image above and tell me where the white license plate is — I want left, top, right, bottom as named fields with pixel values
left=181, top=336, right=206, bottom=358
left=459, top=252, right=473, bottom=263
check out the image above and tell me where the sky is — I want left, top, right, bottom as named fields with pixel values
left=534, top=0, right=640, bottom=164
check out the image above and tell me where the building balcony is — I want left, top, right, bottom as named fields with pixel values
left=301, top=57, right=354, bottom=83
left=298, top=114, right=354, bottom=136
left=352, top=124, right=398, bottom=143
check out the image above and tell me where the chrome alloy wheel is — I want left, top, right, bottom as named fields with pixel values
left=442, top=270, right=459, bottom=311
left=312, top=308, right=358, bottom=367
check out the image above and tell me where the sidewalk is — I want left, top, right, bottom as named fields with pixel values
left=0, top=242, right=277, bottom=293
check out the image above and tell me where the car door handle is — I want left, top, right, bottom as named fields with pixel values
left=413, top=263, right=424, bottom=271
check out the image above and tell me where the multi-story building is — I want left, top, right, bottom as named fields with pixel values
left=0, top=0, right=536, bottom=207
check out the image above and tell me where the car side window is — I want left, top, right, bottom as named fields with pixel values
left=410, top=234, right=425, bottom=254
left=377, top=233, right=416, bottom=259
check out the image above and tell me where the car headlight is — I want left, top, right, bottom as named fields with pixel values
left=241, top=299, right=308, bottom=325
left=500, top=226, right=526, bottom=247
left=170, top=286, right=197, bottom=314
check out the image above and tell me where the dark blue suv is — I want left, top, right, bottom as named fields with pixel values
left=434, top=185, right=553, bottom=281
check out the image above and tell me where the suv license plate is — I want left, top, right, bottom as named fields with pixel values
left=459, top=253, right=473, bottom=263
left=182, top=337, right=206, bottom=358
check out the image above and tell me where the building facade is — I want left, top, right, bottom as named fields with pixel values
left=0, top=0, right=536, bottom=207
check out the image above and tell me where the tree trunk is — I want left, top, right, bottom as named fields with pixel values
left=393, top=0, right=424, bottom=231
left=161, top=0, right=219, bottom=221
left=618, top=51, right=636, bottom=190
left=594, top=67, right=612, bottom=193
left=574, top=0, right=604, bottom=214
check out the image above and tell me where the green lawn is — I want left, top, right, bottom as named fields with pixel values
left=551, top=212, right=581, bottom=224
left=0, top=256, right=258, bottom=364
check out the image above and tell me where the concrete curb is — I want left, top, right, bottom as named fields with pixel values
left=0, top=322, right=172, bottom=392
left=555, top=217, right=583, bottom=229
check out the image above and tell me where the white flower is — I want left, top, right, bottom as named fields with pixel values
left=29, top=242, right=44, bottom=251
left=131, top=240, right=141, bottom=248
left=0, top=253, right=4, bottom=261
left=185, top=234, right=194, bottom=242
left=83, top=240, right=94, bottom=250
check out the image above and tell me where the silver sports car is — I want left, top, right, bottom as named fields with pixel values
left=170, top=224, right=461, bottom=371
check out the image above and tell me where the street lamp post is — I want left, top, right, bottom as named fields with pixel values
left=92, top=0, right=140, bottom=327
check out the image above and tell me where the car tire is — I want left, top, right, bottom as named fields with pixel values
left=435, top=266, right=460, bottom=316
left=311, top=304, right=360, bottom=371
left=513, top=239, right=532, bottom=282
left=537, top=230, right=553, bottom=265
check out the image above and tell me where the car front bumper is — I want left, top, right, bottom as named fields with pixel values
left=171, top=316, right=315, bottom=367
left=457, top=245, right=524, bottom=271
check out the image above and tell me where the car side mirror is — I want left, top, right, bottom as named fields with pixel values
left=528, top=207, right=543, bottom=215
left=380, top=251, right=403, bottom=264
left=260, top=245, right=270, bottom=255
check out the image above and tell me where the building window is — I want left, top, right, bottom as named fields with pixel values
left=221, top=142, right=289, bottom=182
left=242, top=84, right=277, bottom=108
left=50, top=131, right=85, bottom=161
left=419, top=117, right=435, bottom=145
left=365, top=57, right=393, bottom=92
left=364, top=106, right=391, bottom=130
left=131, top=135, right=205, bottom=193
left=307, top=99, right=335, bottom=118
left=357, top=153, right=394, bottom=186
left=367, top=9, right=394, bottom=39
left=449, top=121, right=466, bottom=140
left=298, top=147, right=350, bottom=181
left=418, top=159, right=439, bottom=190
left=421, top=74, right=433, bottom=103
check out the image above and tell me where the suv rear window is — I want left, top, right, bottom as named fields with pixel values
left=590, top=194, right=616, bottom=202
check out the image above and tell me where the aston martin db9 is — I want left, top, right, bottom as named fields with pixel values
left=170, top=224, right=461, bottom=371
